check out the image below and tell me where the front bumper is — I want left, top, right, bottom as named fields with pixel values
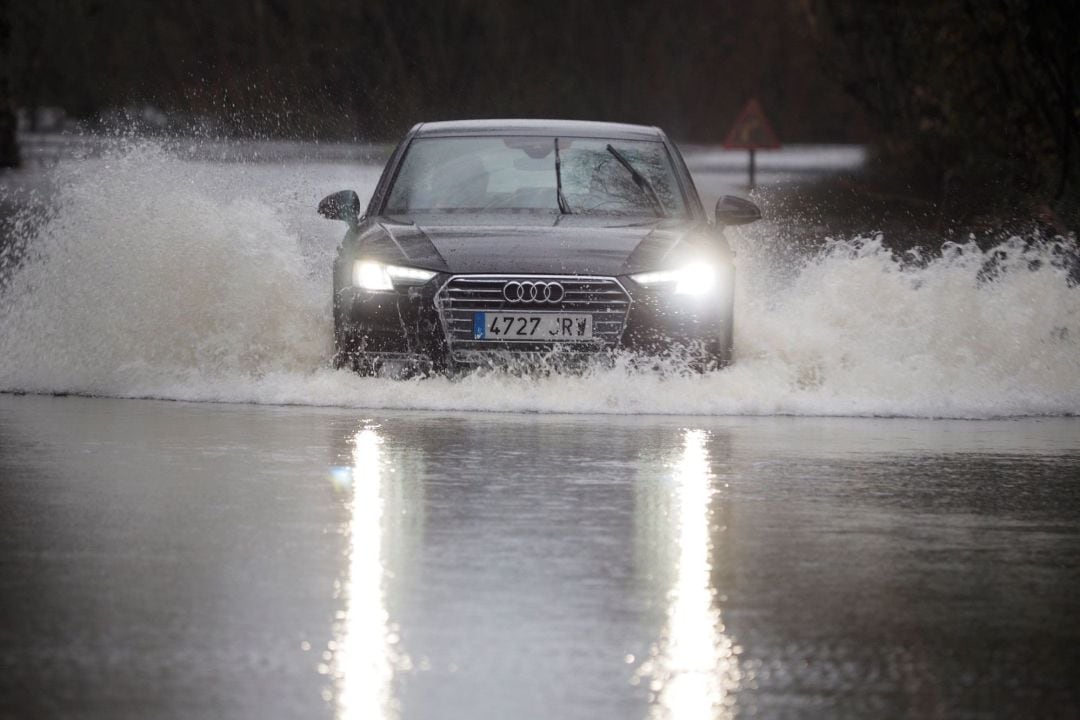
left=333, top=273, right=733, bottom=373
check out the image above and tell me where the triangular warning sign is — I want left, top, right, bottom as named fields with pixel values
left=723, top=98, right=781, bottom=150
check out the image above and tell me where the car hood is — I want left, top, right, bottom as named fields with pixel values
left=356, top=214, right=715, bottom=276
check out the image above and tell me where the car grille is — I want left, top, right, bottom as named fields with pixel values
left=434, top=275, right=631, bottom=359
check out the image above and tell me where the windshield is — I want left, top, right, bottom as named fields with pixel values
left=384, top=136, right=687, bottom=217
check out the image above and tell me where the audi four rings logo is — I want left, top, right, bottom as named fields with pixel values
left=502, top=281, right=565, bottom=304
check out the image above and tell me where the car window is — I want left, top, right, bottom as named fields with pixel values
left=384, top=136, right=687, bottom=217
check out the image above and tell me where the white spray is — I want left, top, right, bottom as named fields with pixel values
left=1, top=141, right=1077, bottom=417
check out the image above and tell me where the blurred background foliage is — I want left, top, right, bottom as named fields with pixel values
left=3, top=0, right=862, bottom=141
left=1, top=0, right=1077, bottom=228
left=800, top=0, right=1078, bottom=228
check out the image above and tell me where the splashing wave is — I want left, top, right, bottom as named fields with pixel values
left=1, top=142, right=1077, bottom=417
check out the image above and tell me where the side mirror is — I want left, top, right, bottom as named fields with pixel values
left=714, top=195, right=761, bottom=226
left=318, top=190, right=362, bottom=226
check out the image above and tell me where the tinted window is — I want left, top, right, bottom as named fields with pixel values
left=384, top=136, right=686, bottom=217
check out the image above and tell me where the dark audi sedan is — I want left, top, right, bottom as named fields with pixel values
left=319, top=119, right=760, bottom=376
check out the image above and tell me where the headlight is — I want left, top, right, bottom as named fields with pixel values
left=352, top=260, right=436, bottom=290
left=630, top=261, right=721, bottom=296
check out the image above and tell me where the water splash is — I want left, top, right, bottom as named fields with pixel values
left=1, top=141, right=1077, bottom=418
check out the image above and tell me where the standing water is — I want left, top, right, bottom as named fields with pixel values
left=1, top=138, right=1079, bottom=720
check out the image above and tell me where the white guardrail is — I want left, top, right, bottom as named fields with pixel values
left=14, top=133, right=393, bottom=165
left=14, top=133, right=867, bottom=178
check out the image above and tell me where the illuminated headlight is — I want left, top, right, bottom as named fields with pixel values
left=352, top=260, right=436, bottom=290
left=630, top=261, right=721, bottom=296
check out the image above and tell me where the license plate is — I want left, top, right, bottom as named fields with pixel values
left=473, top=312, right=593, bottom=341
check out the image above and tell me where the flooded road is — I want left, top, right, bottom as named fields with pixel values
left=1, top=138, right=1078, bottom=718
left=2, top=394, right=1078, bottom=719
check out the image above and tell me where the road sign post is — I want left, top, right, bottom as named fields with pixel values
left=723, top=98, right=780, bottom=189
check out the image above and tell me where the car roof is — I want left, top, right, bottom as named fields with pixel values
left=413, top=119, right=665, bottom=141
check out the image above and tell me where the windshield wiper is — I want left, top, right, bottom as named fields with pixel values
left=554, top=138, right=571, bottom=214
left=605, top=144, right=666, bottom=217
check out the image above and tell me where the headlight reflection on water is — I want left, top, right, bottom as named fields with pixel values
left=325, top=426, right=737, bottom=719
left=331, top=427, right=400, bottom=720
left=645, top=429, right=741, bottom=720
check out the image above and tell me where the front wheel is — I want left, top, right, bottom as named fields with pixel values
left=690, top=347, right=732, bottom=373
left=333, top=350, right=378, bottom=376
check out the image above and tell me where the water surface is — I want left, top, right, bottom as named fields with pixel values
left=2, top=395, right=1078, bottom=719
